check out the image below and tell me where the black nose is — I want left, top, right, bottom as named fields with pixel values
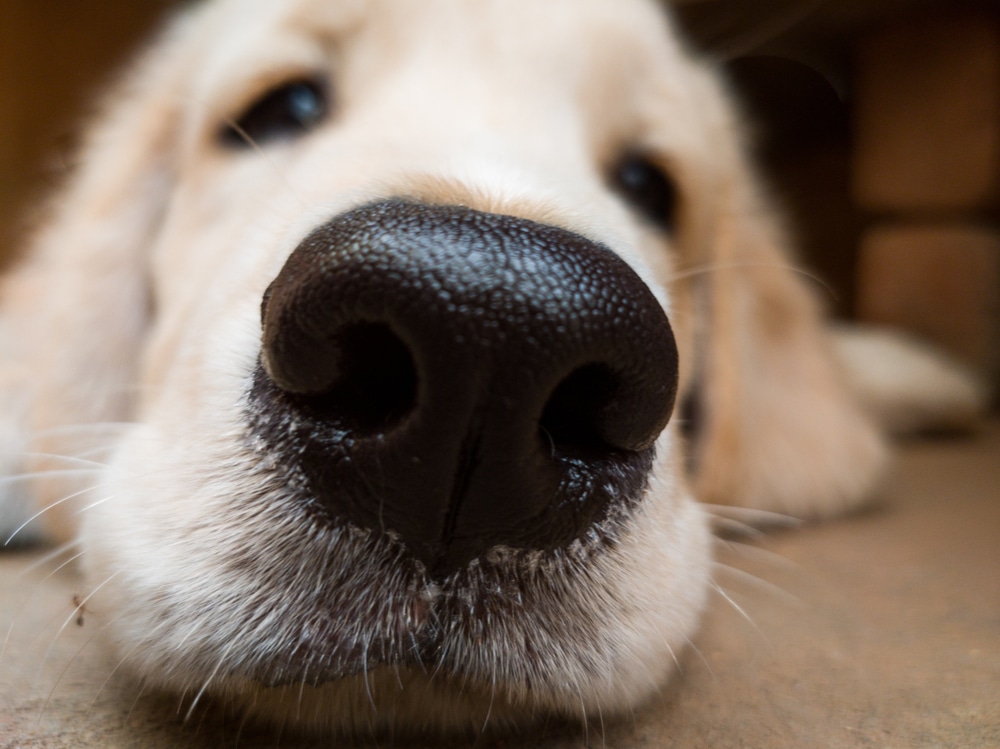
left=251, top=199, right=678, bottom=575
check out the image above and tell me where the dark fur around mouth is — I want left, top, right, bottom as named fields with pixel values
left=225, top=410, right=640, bottom=688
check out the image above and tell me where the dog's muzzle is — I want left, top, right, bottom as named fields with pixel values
left=249, top=199, right=678, bottom=575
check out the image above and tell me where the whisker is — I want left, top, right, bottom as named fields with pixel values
left=481, top=680, right=496, bottom=735
left=36, top=549, right=86, bottom=583
left=233, top=698, right=253, bottom=749
left=682, top=634, right=714, bottom=678
left=361, top=640, right=377, bottom=714
left=39, top=571, right=122, bottom=675
left=4, top=482, right=104, bottom=547
left=712, top=536, right=801, bottom=573
left=296, top=671, right=308, bottom=724
left=0, top=468, right=102, bottom=487
left=218, top=112, right=306, bottom=210
left=73, top=494, right=119, bottom=517
left=16, top=539, right=81, bottom=577
left=670, top=261, right=838, bottom=300
left=711, top=581, right=773, bottom=653
left=87, top=618, right=172, bottom=718
left=3, top=545, right=86, bottom=660
left=595, top=701, right=607, bottom=749
left=709, top=516, right=765, bottom=539
left=702, top=502, right=803, bottom=530
left=34, top=572, right=124, bottom=727
left=27, top=422, right=132, bottom=440
left=123, top=677, right=152, bottom=727
left=712, top=562, right=800, bottom=607
left=185, top=635, right=242, bottom=723
left=71, top=444, right=120, bottom=462
left=7, top=452, right=109, bottom=469
left=660, top=632, right=683, bottom=673
left=37, top=619, right=111, bottom=728
left=727, top=2, right=824, bottom=60
left=5, top=453, right=184, bottom=546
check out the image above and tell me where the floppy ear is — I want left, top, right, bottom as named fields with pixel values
left=0, top=14, right=193, bottom=542
left=676, top=85, right=887, bottom=519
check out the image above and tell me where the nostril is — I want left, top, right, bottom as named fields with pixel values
left=296, top=322, right=418, bottom=434
left=539, top=363, right=622, bottom=457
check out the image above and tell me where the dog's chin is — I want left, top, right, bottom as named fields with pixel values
left=79, top=415, right=711, bottom=736
left=209, top=667, right=599, bottom=738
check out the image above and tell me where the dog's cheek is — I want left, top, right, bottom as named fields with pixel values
left=600, top=427, right=712, bottom=708
left=521, top=428, right=711, bottom=716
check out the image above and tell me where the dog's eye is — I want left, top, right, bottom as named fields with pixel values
left=220, top=79, right=329, bottom=148
left=611, top=153, right=677, bottom=231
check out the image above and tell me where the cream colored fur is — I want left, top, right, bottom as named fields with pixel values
left=0, top=0, right=908, bottom=736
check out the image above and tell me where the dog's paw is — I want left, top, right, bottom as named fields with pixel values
left=831, top=324, right=990, bottom=436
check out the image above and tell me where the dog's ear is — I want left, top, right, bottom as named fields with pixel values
left=675, top=91, right=887, bottom=519
left=0, top=15, right=192, bottom=541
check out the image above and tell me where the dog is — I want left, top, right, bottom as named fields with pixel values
left=2, top=0, right=954, bottom=738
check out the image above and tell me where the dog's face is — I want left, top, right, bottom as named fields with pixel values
left=0, top=0, right=886, bottom=737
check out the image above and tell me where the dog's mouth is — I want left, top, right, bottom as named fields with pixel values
left=222, top=514, right=628, bottom=688
left=230, top=199, right=678, bottom=685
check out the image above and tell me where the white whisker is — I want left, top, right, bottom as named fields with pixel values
left=36, top=549, right=86, bottom=583
left=16, top=539, right=82, bottom=576
left=702, top=502, right=803, bottom=530
left=4, top=482, right=104, bottom=547
left=73, top=494, right=119, bottom=517
left=123, top=677, right=152, bottom=726
left=670, top=261, right=838, bottom=300
left=37, top=618, right=112, bottom=728
left=710, top=516, right=765, bottom=539
left=659, top=632, right=682, bottom=672
left=7, top=452, right=109, bottom=469
left=87, top=616, right=171, bottom=718
left=682, top=634, right=714, bottom=678
left=713, top=537, right=800, bottom=573
left=27, top=422, right=132, bottom=440
left=3, top=545, right=85, bottom=659
left=711, top=581, right=772, bottom=653
left=0, top=468, right=101, bottom=487
left=71, top=445, right=120, bottom=461
left=213, top=107, right=306, bottom=210
left=32, top=571, right=123, bottom=727
left=712, top=562, right=800, bottom=607
left=39, top=571, right=122, bottom=673
left=185, top=635, right=242, bottom=723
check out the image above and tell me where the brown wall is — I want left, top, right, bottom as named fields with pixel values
left=0, top=1, right=175, bottom=260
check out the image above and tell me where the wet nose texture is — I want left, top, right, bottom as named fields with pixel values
left=249, top=199, right=678, bottom=575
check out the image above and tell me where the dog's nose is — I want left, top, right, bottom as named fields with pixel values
left=253, top=199, right=677, bottom=574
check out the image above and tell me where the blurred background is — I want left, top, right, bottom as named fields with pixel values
left=1, top=0, right=998, bottom=397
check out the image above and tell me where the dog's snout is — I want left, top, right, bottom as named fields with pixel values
left=252, top=199, right=678, bottom=574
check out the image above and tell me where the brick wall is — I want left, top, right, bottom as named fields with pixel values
left=853, top=11, right=1000, bottom=391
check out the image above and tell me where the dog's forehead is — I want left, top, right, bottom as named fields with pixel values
left=191, top=0, right=691, bottom=96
